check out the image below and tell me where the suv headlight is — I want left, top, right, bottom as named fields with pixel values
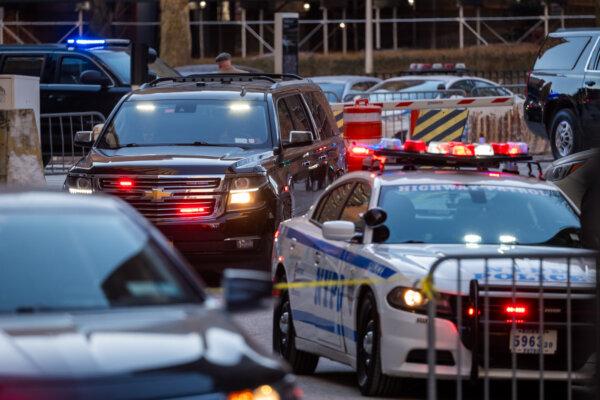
left=226, top=175, right=267, bottom=211
left=66, top=175, right=93, bottom=195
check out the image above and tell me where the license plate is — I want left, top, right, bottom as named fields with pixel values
left=510, top=329, right=557, bottom=354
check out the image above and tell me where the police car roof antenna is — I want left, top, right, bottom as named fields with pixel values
left=240, top=85, right=247, bottom=97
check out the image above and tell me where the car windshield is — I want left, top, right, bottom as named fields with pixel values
left=0, top=210, right=202, bottom=313
left=91, top=49, right=179, bottom=84
left=99, top=99, right=271, bottom=149
left=316, top=82, right=345, bottom=102
left=378, top=184, right=580, bottom=246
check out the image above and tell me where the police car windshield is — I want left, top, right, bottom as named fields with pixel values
left=0, top=211, right=202, bottom=313
left=378, top=184, right=581, bottom=246
left=373, top=79, right=445, bottom=92
left=91, top=49, right=179, bottom=84
left=100, top=99, right=271, bottom=149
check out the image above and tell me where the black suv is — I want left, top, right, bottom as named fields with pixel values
left=525, top=28, right=600, bottom=158
left=66, top=74, right=346, bottom=270
left=0, top=39, right=179, bottom=164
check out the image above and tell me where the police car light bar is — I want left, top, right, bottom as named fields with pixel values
left=364, top=139, right=532, bottom=171
left=66, top=38, right=131, bottom=47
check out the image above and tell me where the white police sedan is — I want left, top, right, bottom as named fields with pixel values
left=271, top=141, right=596, bottom=396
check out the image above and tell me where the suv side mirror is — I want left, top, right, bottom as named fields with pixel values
left=288, top=130, right=314, bottom=146
left=322, top=220, right=356, bottom=241
left=222, top=269, right=272, bottom=312
left=80, top=70, right=111, bottom=87
left=91, top=123, right=105, bottom=141
left=74, top=130, right=94, bottom=148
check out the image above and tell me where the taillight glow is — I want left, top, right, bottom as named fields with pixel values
left=467, top=306, right=476, bottom=317
left=179, top=207, right=206, bottom=214
left=350, top=145, right=372, bottom=156
left=118, top=178, right=134, bottom=188
left=505, top=305, right=527, bottom=315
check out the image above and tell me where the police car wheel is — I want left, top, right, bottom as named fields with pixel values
left=357, top=291, right=400, bottom=396
left=273, top=291, right=319, bottom=374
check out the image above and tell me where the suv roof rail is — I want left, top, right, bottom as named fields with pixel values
left=142, top=73, right=304, bottom=88
left=555, top=27, right=600, bottom=33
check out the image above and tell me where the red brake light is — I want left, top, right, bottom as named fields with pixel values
left=403, top=139, right=427, bottom=153
left=505, top=305, right=527, bottom=315
left=467, top=306, right=476, bottom=317
left=179, top=207, right=206, bottom=214
left=118, top=178, right=134, bottom=189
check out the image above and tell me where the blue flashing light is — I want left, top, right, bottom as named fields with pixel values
left=67, top=38, right=107, bottom=46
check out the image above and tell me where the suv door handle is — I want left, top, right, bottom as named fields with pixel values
left=586, top=81, right=596, bottom=87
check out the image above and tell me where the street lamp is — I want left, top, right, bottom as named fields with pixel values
left=339, top=22, right=346, bottom=29
left=407, top=0, right=415, bottom=7
left=303, top=2, right=311, bottom=11
left=200, top=0, right=207, bottom=8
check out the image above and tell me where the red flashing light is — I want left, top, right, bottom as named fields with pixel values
left=491, top=142, right=528, bottom=156
left=505, top=305, right=527, bottom=315
left=350, top=145, right=372, bottom=156
left=179, top=207, right=206, bottom=214
left=467, top=306, right=476, bottom=317
left=450, top=143, right=475, bottom=157
left=118, top=178, right=134, bottom=189
left=403, top=139, right=427, bottom=153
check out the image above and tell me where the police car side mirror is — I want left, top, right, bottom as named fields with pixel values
left=74, top=130, right=94, bottom=148
left=363, top=207, right=387, bottom=227
left=80, top=70, right=111, bottom=87
left=322, top=220, right=356, bottom=241
left=222, top=269, right=272, bottom=312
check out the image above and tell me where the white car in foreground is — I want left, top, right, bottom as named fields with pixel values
left=271, top=145, right=595, bottom=396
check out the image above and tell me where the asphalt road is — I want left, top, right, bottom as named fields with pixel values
left=230, top=302, right=593, bottom=400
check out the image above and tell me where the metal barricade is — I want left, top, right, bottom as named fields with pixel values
left=41, top=111, right=105, bottom=175
left=423, top=250, right=598, bottom=400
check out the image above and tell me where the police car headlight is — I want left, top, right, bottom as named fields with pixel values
left=228, top=385, right=281, bottom=400
left=66, top=175, right=93, bottom=195
left=387, top=287, right=428, bottom=310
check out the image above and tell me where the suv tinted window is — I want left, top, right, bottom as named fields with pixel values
left=59, top=56, right=106, bottom=84
left=315, top=183, right=354, bottom=224
left=305, top=91, right=337, bottom=139
left=534, top=36, right=591, bottom=70
left=278, top=95, right=312, bottom=145
left=1, top=56, right=44, bottom=77
left=340, top=183, right=371, bottom=231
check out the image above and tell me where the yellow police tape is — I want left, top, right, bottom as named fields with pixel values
left=272, top=274, right=438, bottom=300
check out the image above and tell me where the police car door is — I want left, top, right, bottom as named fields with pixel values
left=305, top=181, right=356, bottom=351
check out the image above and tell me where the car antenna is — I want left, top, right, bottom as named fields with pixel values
left=240, top=85, right=247, bottom=97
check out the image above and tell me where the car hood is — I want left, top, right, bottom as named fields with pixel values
left=0, top=305, right=286, bottom=399
left=368, top=244, right=596, bottom=294
left=73, top=146, right=274, bottom=175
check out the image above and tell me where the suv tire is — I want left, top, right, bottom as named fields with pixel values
left=273, top=290, right=319, bottom=374
left=550, top=109, right=583, bottom=159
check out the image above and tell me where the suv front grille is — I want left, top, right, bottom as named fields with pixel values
left=99, top=175, right=223, bottom=222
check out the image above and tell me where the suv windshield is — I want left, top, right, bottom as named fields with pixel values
left=379, top=184, right=580, bottom=246
left=100, top=99, right=271, bottom=149
left=0, top=211, right=202, bottom=313
left=91, top=48, right=180, bottom=84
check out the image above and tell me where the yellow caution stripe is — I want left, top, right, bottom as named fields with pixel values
left=411, top=108, right=468, bottom=143
left=333, top=110, right=344, bottom=130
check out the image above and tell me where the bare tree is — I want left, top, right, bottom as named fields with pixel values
left=160, top=0, right=192, bottom=67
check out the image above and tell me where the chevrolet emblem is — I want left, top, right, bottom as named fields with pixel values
left=142, top=188, right=172, bottom=202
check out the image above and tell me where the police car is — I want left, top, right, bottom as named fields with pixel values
left=271, top=139, right=595, bottom=396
